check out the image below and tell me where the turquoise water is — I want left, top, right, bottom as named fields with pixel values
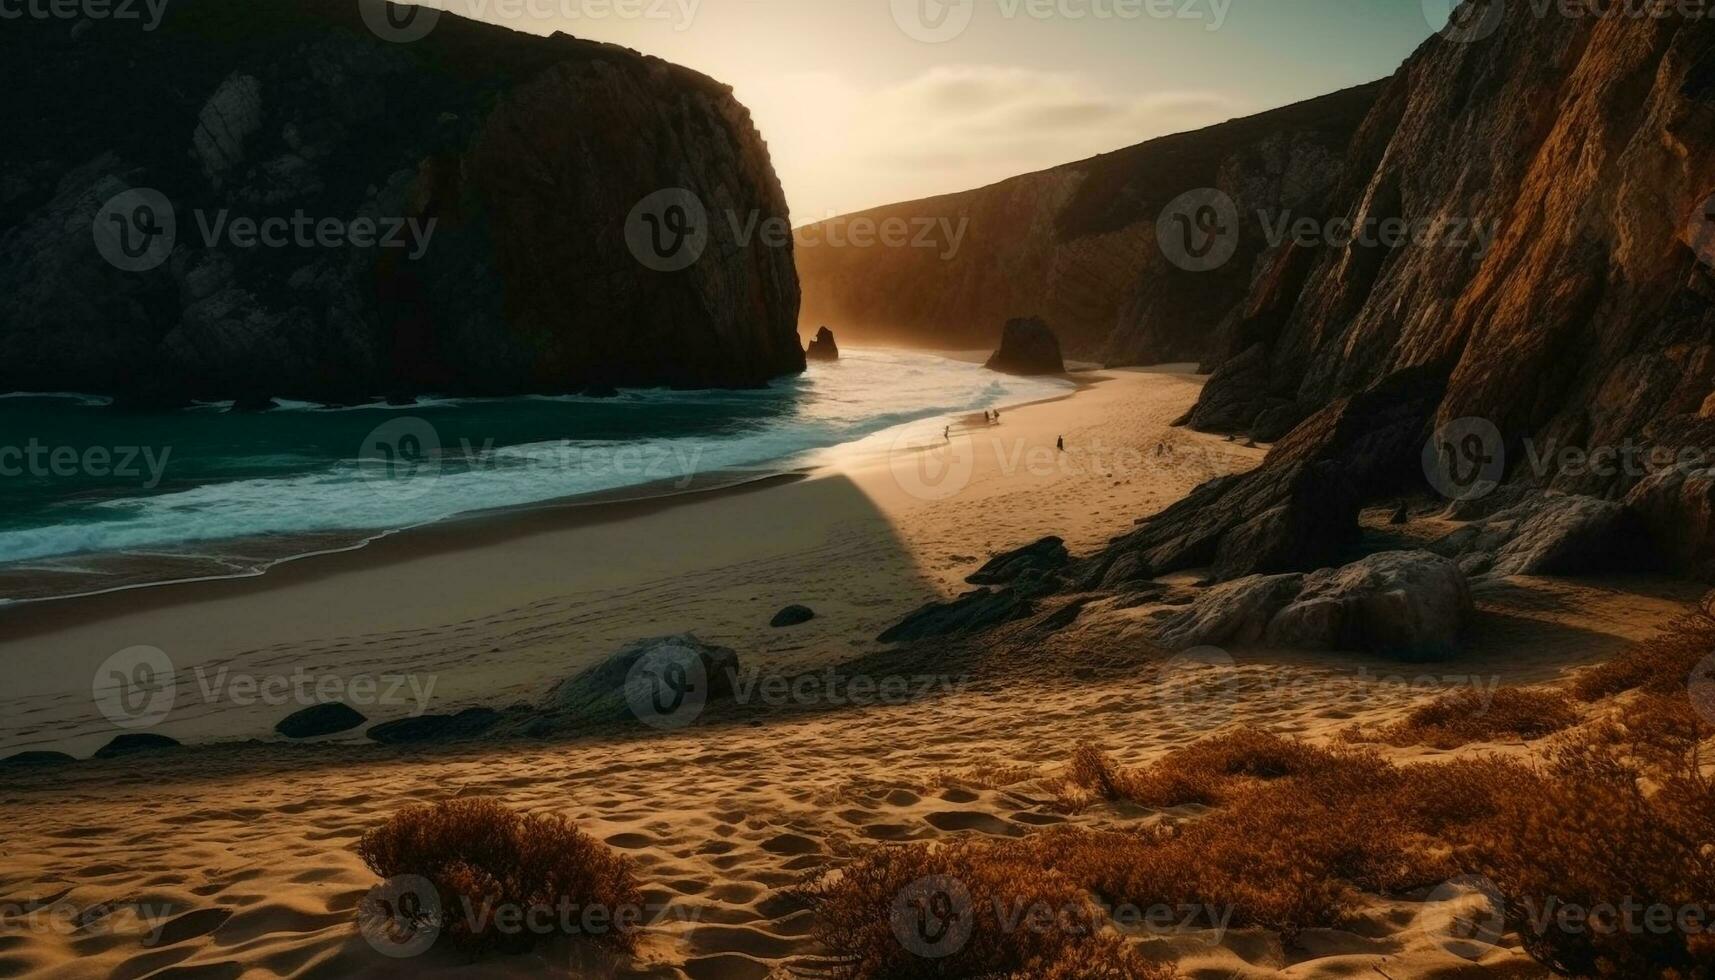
left=0, top=349, right=1071, bottom=573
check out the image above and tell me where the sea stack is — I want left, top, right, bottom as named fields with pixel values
left=984, top=317, right=1064, bottom=376
left=806, top=326, right=840, bottom=361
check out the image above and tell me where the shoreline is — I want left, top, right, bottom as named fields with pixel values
left=0, top=355, right=1096, bottom=614
left=2, top=365, right=1195, bottom=757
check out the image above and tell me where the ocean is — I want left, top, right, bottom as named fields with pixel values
left=0, top=348, right=1073, bottom=601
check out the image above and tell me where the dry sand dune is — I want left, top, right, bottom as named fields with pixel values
left=0, top=368, right=1696, bottom=979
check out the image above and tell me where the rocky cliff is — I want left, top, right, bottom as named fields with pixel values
left=0, top=0, right=803, bottom=404
left=793, top=84, right=1380, bottom=362
left=1097, top=0, right=1715, bottom=583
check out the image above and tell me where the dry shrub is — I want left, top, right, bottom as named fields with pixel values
left=357, top=797, right=643, bottom=953
left=1464, top=696, right=1715, bottom=978
left=1035, top=747, right=1516, bottom=940
left=1360, top=687, right=1581, bottom=749
left=802, top=838, right=1175, bottom=979
left=1050, top=729, right=1326, bottom=811
left=1575, top=595, right=1715, bottom=702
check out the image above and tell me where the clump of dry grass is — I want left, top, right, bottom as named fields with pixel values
left=1035, top=743, right=1516, bottom=939
left=1354, top=687, right=1582, bottom=749
left=1048, top=729, right=1327, bottom=811
left=357, top=797, right=643, bottom=953
left=1468, top=695, right=1715, bottom=978
left=800, top=837, right=1175, bottom=979
left=1575, top=595, right=1715, bottom=702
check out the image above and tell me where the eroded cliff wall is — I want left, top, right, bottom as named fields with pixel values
left=793, top=84, right=1380, bottom=361
left=0, top=0, right=803, bottom=404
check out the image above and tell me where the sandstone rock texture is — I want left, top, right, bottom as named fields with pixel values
left=1074, top=3, right=1715, bottom=584
left=0, top=0, right=803, bottom=404
left=794, top=84, right=1380, bottom=361
left=1144, top=551, right=1472, bottom=660
left=1189, top=2, right=1715, bottom=469
left=984, top=317, right=1065, bottom=376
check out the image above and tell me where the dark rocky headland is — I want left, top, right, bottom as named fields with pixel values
left=0, top=0, right=804, bottom=405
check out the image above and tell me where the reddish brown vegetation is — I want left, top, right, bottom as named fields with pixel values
left=1353, top=687, right=1582, bottom=749
left=357, top=797, right=643, bottom=953
left=801, top=837, right=1175, bottom=979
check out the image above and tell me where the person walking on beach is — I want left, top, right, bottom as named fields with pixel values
left=944, top=426, right=951, bottom=441
left=1057, top=436, right=1065, bottom=452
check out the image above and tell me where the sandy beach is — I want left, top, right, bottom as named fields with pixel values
left=0, top=367, right=1699, bottom=980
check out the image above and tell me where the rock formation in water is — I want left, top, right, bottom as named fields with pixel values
left=1096, top=1, right=1715, bottom=581
left=0, top=0, right=803, bottom=404
left=794, top=84, right=1380, bottom=362
left=985, top=317, right=1065, bottom=376
left=805, top=326, right=840, bottom=361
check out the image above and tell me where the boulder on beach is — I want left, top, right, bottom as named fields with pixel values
left=0, top=751, right=76, bottom=768
left=770, top=605, right=816, bottom=628
left=92, top=733, right=181, bottom=759
left=1265, top=551, right=1473, bottom=660
left=275, top=702, right=367, bottom=739
left=1432, top=494, right=1646, bottom=578
left=543, top=634, right=740, bottom=723
left=1625, top=464, right=1715, bottom=578
left=984, top=317, right=1064, bottom=376
left=805, top=327, right=840, bottom=362
left=1143, top=551, right=1473, bottom=660
left=966, top=537, right=1071, bottom=585
left=367, top=707, right=501, bottom=745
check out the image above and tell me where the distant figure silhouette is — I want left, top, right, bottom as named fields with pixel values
left=944, top=426, right=950, bottom=441
left=1057, top=436, right=1065, bottom=452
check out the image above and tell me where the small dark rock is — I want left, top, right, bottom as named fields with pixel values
left=229, top=394, right=278, bottom=413
left=984, top=316, right=1064, bottom=376
left=967, top=536, right=1070, bottom=585
left=275, top=702, right=367, bottom=739
left=0, top=750, right=76, bottom=767
left=367, top=707, right=499, bottom=745
left=878, top=574, right=1056, bottom=643
left=770, top=604, right=816, bottom=628
left=92, top=733, right=181, bottom=759
left=805, top=326, right=840, bottom=361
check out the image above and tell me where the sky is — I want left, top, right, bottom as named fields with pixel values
left=433, top=0, right=1443, bottom=222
